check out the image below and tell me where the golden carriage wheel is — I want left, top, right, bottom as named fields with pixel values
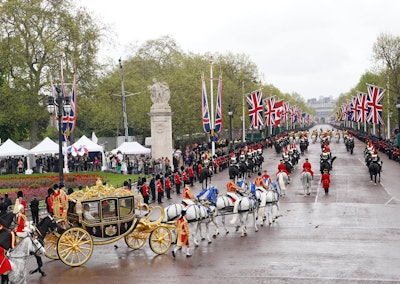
left=44, top=233, right=60, bottom=260
left=124, top=229, right=148, bottom=249
left=57, top=227, right=93, bottom=267
left=149, top=226, right=172, bottom=255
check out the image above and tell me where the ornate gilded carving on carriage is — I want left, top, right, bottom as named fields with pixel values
left=148, top=79, right=170, bottom=105
left=105, top=225, right=117, bottom=236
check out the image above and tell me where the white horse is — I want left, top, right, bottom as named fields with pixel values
left=229, top=191, right=258, bottom=237
left=254, top=184, right=280, bottom=226
left=300, top=171, right=312, bottom=195
left=276, top=171, right=289, bottom=197
left=3, top=234, right=45, bottom=284
left=196, top=186, right=234, bottom=235
left=163, top=202, right=218, bottom=246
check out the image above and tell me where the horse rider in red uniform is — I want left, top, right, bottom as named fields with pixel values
left=276, top=160, right=290, bottom=177
left=323, top=142, right=330, bottom=153
left=302, top=158, right=314, bottom=179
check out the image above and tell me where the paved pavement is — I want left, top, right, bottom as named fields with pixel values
left=26, top=125, right=400, bottom=283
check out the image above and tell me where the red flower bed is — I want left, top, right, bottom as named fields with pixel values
left=0, top=173, right=105, bottom=203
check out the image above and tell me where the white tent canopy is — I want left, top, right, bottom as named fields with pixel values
left=28, top=137, right=59, bottom=155
left=113, top=141, right=151, bottom=155
left=0, top=139, right=29, bottom=157
left=72, top=135, right=103, bottom=152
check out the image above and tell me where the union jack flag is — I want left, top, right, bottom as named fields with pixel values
left=349, top=96, right=359, bottom=122
left=282, top=102, right=290, bottom=123
left=273, top=99, right=283, bottom=126
left=290, top=105, right=297, bottom=123
left=246, top=90, right=263, bottom=128
left=61, top=74, right=77, bottom=141
left=366, top=83, right=385, bottom=125
left=264, top=96, right=276, bottom=127
left=357, top=91, right=368, bottom=123
left=201, top=77, right=211, bottom=133
left=214, top=76, right=223, bottom=133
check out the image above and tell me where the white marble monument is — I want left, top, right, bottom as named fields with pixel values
left=148, top=79, right=173, bottom=162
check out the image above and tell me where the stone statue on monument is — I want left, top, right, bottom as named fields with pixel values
left=148, top=78, right=170, bottom=104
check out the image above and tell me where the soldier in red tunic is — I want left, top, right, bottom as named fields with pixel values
left=188, top=166, right=195, bottom=186
left=172, top=210, right=191, bottom=258
left=321, top=169, right=331, bottom=195
left=164, top=175, right=172, bottom=199
left=141, top=178, right=149, bottom=205
left=174, top=171, right=181, bottom=195
left=156, top=175, right=163, bottom=204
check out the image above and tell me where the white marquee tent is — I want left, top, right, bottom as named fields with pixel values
left=72, top=135, right=103, bottom=152
left=113, top=141, right=151, bottom=155
left=28, top=137, right=59, bottom=155
left=0, top=139, right=29, bottom=157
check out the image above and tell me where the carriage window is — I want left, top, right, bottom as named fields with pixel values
left=83, top=202, right=99, bottom=221
left=119, top=197, right=133, bottom=216
left=102, top=199, right=116, bottom=218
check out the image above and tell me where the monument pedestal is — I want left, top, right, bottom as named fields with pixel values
left=148, top=79, right=173, bottom=162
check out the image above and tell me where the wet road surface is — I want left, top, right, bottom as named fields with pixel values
left=27, top=125, right=400, bottom=283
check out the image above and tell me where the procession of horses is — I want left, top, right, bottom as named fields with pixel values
left=0, top=126, right=388, bottom=283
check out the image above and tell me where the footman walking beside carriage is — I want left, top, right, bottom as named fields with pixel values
left=172, top=210, right=191, bottom=258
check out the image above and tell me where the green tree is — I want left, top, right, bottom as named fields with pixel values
left=0, top=0, right=103, bottom=145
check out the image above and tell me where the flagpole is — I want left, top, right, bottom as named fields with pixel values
left=209, top=56, right=215, bottom=156
left=242, top=81, right=246, bottom=143
left=387, top=75, right=391, bottom=140
left=59, top=57, right=69, bottom=175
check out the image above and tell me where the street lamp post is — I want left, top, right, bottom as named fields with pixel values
left=228, top=104, right=233, bottom=143
left=47, top=86, right=71, bottom=185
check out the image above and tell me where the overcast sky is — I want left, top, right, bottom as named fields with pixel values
left=80, top=0, right=400, bottom=100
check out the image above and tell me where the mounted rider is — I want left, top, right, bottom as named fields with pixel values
left=182, top=186, right=196, bottom=207
left=254, top=172, right=268, bottom=193
left=226, top=178, right=246, bottom=203
left=302, top=158, right=314, bottom=179
left=276, top=160, right=290, bottom=178
left=261, top=170, right=270, bottom=183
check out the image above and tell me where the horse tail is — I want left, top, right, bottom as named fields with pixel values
left=230, top=200, right=240, bottom=225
